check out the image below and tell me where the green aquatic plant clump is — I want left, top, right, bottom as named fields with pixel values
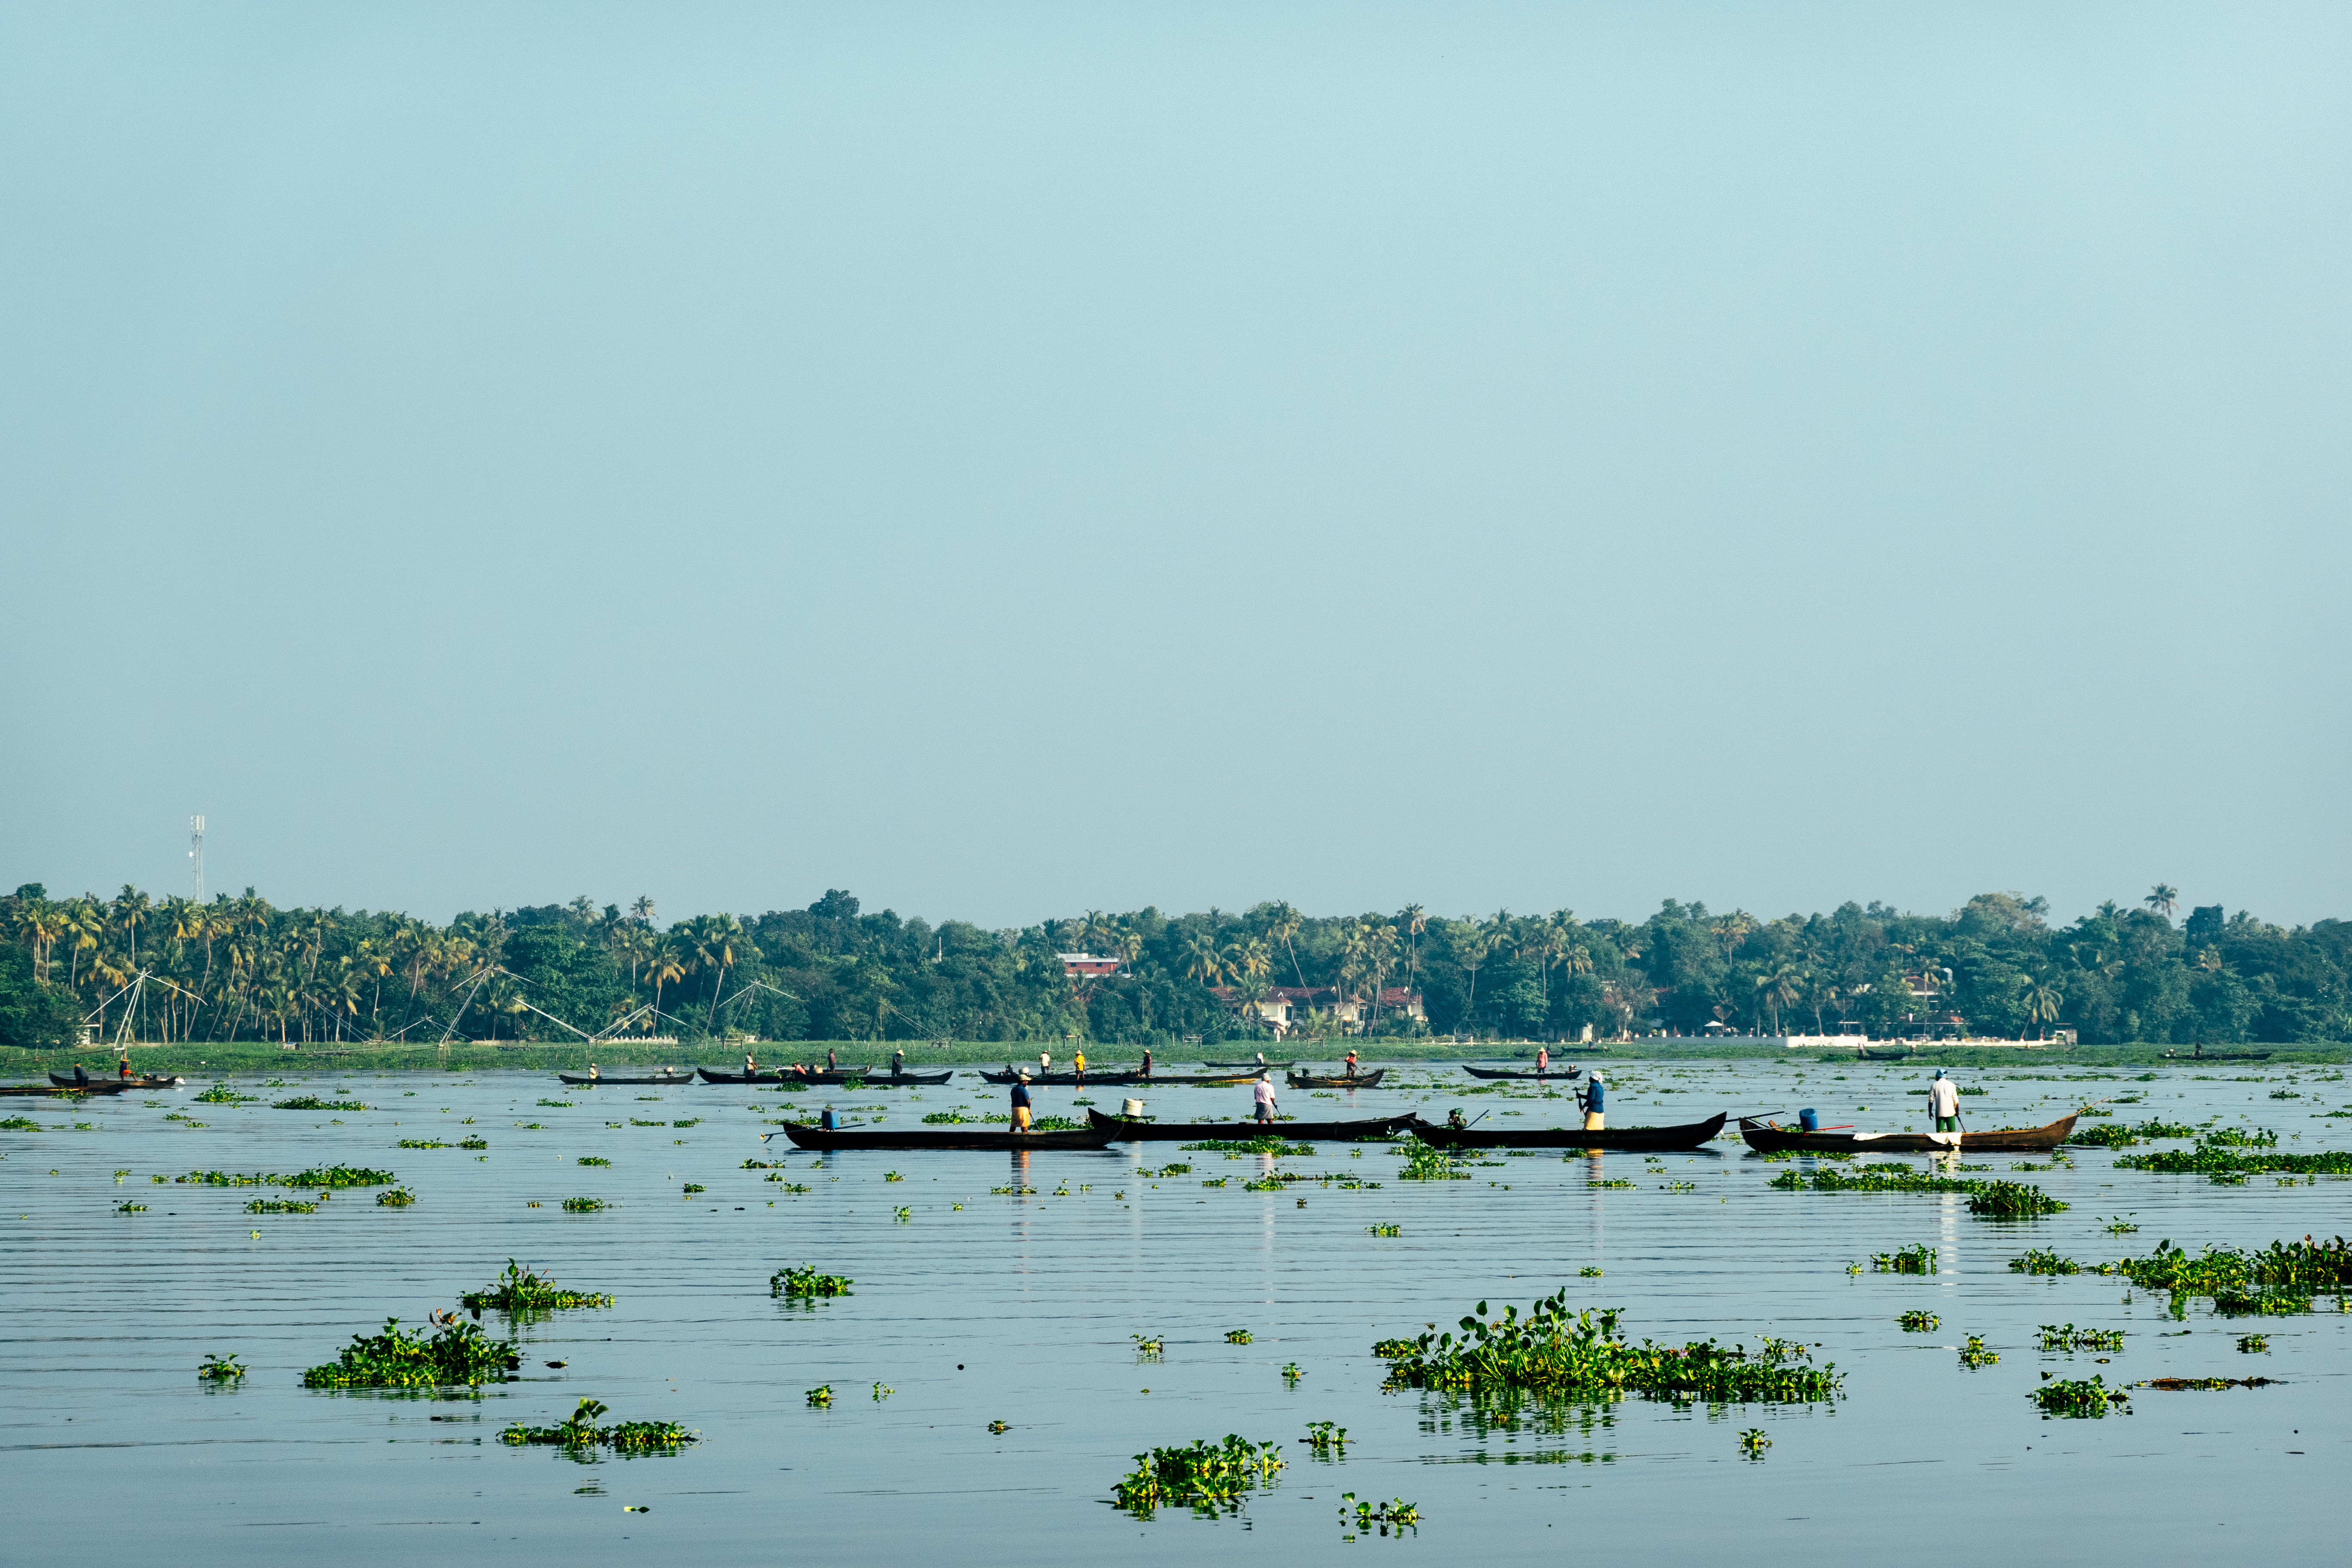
left=2032, top=1375, right=2129, bottom=1417
left=499, top=1397, right=695, bottom=1452
left=1398, top=1144, right=1472, bottom=1181
left=2009, top=1249, right=2081, bottom=1276
left=1112, top=1434, right=1285, bottom=1519
left=193, top=1084, right=258, bottom=1104
left=2115, top=1147, right=2352, bottom=1177
left=1180, top=1137, right=1315, bottom=1156
left=2070, top=1123, right=2139, bottom=1148
left=1969, top=1181, right=2067, bottom=1217
left=1898, top=1310, right=1940, bottom=1332
left=772, top=1265, right=853, bottom=1298
left=1872, top=1244, right=1937, bottom=1274
left=273, top=1096, right=368, bottom=1112
left=175, top=1165, right=395, bottom=1188
left=197, top=1352, right=246, bottom=1381
left=560, top=1197, right=606, bottom=1212
left=301, top=1317, right=521, bottom=1388
left=1377, top=1290, right=1841, bottom=1404
left=461, top=1259, right=614, bottom=1314
left=244, top=1198, right=320, bottom=1214
left=2038, top=1323, right=2125, bottom=1351
left=376, top=1186, right=416, bottom=1207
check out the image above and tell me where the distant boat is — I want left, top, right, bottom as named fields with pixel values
left=1412, top=1112, right=1726, bottom=1152
left=1087, top=1109, right=1414, bottom=1142
left=1736, top=1113, right=2079, bottom=1154
left=1285, top=1069, right=1387, bottom=1088
left=1461, top=1065, right=1581, bottom=1081
left=557, top=1069, right=695, bottom=1087
left=773, top=1121, right=1118, bottom=1152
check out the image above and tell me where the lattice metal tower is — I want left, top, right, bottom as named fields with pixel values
left=189, top=815, right=205, bottom=902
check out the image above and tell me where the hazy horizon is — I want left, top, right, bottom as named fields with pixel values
left=5, top=5, right=2346, bottom=929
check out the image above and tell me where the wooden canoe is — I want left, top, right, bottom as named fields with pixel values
left=1087, top=1109, right=1415, bottom=1142
left=557, top=1071, right=696, bottom=1086
left=1202, top=1059, right=1297, bottom=1069
left=43, top=1074, right=179, bottom=1093
left=1736, top=1113, right=2079, bottom=1154
left=1285, top=1070, right=1387, bottom=1089
left=1410, top=1112, right=1728, bottom=1152
left=774, top=1121, right=1119, bottom=1151
left=1460, top=1064, right=1582, bottom=1081
left=975, top=1068, right=1263, bottom=1087
left=696, top=1067, right=953, bottom=1086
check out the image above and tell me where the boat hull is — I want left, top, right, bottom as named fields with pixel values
left=557, top=1072, right=695, bottom=1087
left=1285, top=1070, right=1387, bottom=1089
left=1735, top=1114, right=2079, bottom=1154
left=775, top=1123, right=1118, bottom=1151
left=1411, top=1112, right=1727, bottom=1152
left=1461, top=1065, right=1582, bottom=1081
left=697, top=1067, right=952, bottom=1086
left=1087, top=1109, right=1415, bottom=1142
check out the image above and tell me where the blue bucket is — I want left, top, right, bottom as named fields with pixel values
left=1798, top=1108, right=1819, bottom=1132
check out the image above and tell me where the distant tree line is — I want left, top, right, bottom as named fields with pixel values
left=1, top=882, right=2345, bottom=1050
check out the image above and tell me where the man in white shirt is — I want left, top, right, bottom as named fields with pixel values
left=1927, top=1070, right=1961, bottom=1132
left=1252, top=1075, right=1277, bottom=1124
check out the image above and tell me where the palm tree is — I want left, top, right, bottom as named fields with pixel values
left=2019, top=974, right=2064, bottom=1038
left=1179, top=931, right=1225, bottom=989
left=1754, top=963, right=1804, bottom=1035
left=2145, top=885, right=2179, bottom=921
left=1396, top=904, right=1427, bottom=999
left=642, top=937, right=685, bottom=1025
left=113, top=885, right=152, bottom=968
left=1265, top=902, right=1307, bottom=988
left=1454, top=924, right=1493, bottom=1029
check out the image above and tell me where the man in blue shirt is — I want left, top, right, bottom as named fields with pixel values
left=1011, top=1074, right=1034, bottom=1133
left=1579, top=1071, right=1606, bottom=1131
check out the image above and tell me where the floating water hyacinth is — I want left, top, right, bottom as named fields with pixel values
left=500, top=1397, right=695, bottom=1452
left=302, top=1317, right=520, bottom=1387
left=2031, top=1375, right=2127, bottom=1416
left=1871, top=1244, right=1936, bottom=1274
left=273, top=1096, right=367, bottom=1111
left=771, top=1265, right=852, bottom=1298
left=1898, top=1310, right=1940, bottom=1332
left=461, top=1259, right=613, bottom=1315
left=1112, top=1435, right=1285, bottom=1519
left=2037, top=1323, right=2124, bottom=1351
left=197, top=1352, right=245, bottom=1382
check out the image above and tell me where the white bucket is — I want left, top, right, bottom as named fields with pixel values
left=1121, top=1098, right=1145, bottom=1118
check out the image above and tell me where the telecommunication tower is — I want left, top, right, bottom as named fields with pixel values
left=189, top=815, right=205, bottom=902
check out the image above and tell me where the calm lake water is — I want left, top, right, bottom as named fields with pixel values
left=3, top=1057, right=2345, bottom=1565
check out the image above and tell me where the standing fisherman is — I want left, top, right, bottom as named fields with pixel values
left=1140, top=1047, right=1153, bottom=1078
left=1252, top=1074, right=1277, bottom=1125
left=1344, top=1049, right=1359, bottom=1079
left=827, top=1048, right=838, bottom=1073
left=1011, top=1073, right=1034, bottom=1134
left=892, top=1047, right=906, bottom=1077
left=1073, top=1048, right=1087, bottom=1084
left=1578, top=1071, right=1606, bottom=1131
left=1927, top=1070, right=1962, bottom=1135
left=1536, top=1045, right=1550, bottom=1076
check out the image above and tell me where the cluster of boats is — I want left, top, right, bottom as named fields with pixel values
left=0, top=1071, right=187, bottom=1097
left=772, top=1108, right=2083, bottom=1154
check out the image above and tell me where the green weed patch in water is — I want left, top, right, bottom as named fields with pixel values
left=1342, top=1493, right=1419, bottom=1534
left=302, top=1317, right=520, bottom=1388
left=244, top=1198, right=320, bottom=1213
left=1970, top=1180, right=2067, bottom=1217
left=2115, top=1146, right=2352, bottom=1177
left=771, top=1265, right=852, bottom=1298
left=1368, top=1223, right=1402, bottom=1237
left=461, top=1259, right=613, bottom=1314
left=376, top=1186, right=416, bottom=1206
left=198, top=1353, right=245, bottom=1381
left=1112, top=1434, right=1285, bottom=1519
left=0, top=1115, right=43, bottom=1131
left=1182, top=1137, right=1314, bottom=1156
left=577, top=1156, right=611, bottom=1166
left=2071, top=1123, right=2139, bottom=1148
left=2038, top=1323, right=2125, bottom=1351
left=273, top=1096, right=367, bottom=1111
left=115, top=1200, right=148, bottom=1213
left=2032, top=1375, right=2127, bottom=1416
left=459, top=1136, right=487, bottom=1150
left=1399, top=1145, right=1471, bottom=1181
left=1898, top=1310, right=1940, bottom=1332
left=175, top=1164, right=395, bottom=1188
left=2236, top=1334, right=2269, bottom=1353
left=2009, top=1249, right=2080, bottom=1275
left=1144, top=1163, right=1192, bottom=1178
left=193, top=1084, right=258, bottom=1104
left=1226, top=1329, right=1253, bottom=1344
left=2198, top=1126, right=2278, bottom=1148
left=1871, top=1244, right=1936, bottom=1274
left=1377, top=1291, right=1841, bottom=1404
left=398, top=1139, right=451, bottom=1149
left=560, top=1197, right=606, bottom=1213
left=501, top=1397, right=695, bottom=1453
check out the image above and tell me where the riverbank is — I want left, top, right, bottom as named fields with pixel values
left=8, top=1036, right=2341, bottom=1078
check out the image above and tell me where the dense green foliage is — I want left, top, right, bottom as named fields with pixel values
left=2032, top=1376, right=2128, bottom=1417
left=770, top=1265, right=852, bottom=1297
left=6, top=879, right=2346, bottom=1046
left=300, top=1317, right=520, bottom=1387
left=1769, top=1163, right=2065, bottom=1215
left=1377, top=1291, right=1842, bottom=1403
left=2006, top=1236, right=2352, bottom=1315
left=459, top=1260, right=612, bottom=1314
left=1112, top=1435, right=1285, bottom=1518
left=499, top=1397, right=693, bottom=1452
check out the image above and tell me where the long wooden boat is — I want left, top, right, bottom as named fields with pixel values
left=1086, top=1109, right=1415, bottom=1142
left=696, top=1067, right=953, bottom=1086
left=1202, top=1059, right=1297, bottom=1069
left=1736, top=1113, right=2079, bottom=1155
left=557, top=1070, right=696, bottom=1086
left=1410, top=1112, right=1727, bottom=1152
left=974, top=1068, right=1142, bottom=1086
left=46, top=1073, right=183, bottom=1091
left=773, top=1121, right=1118, bottom=1151
left=1285, top=1069, right=1387, bottom=1088
left=1461, top=1064, right=1582, bottom=1081
left=973, top=1068, right=1262, bottom=1087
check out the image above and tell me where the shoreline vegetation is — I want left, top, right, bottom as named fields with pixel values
left=4, top=882, right=2345, bottom=1065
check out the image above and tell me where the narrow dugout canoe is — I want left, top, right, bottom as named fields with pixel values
left=1410, top=1112, right=1728, bottom=1152
left=1460, top=1065, right=1582, bottom=1081
left=1285, top=1069, right=1387, bottom=1089
left=1735, top=1113, right=2079, bottom=1154
left=696, top=1067, right=953, bottom=1086
left=43, top=1074, right=181, bottom=1092
left=772, top=1122, right=1119, bottom=1152
left=1087, top=1109, right=1415, bottom=1142
left=557, top=1071, right=696, bottom=1086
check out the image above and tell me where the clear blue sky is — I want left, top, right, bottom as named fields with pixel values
left=4, top=3, right=2346, bottom=929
